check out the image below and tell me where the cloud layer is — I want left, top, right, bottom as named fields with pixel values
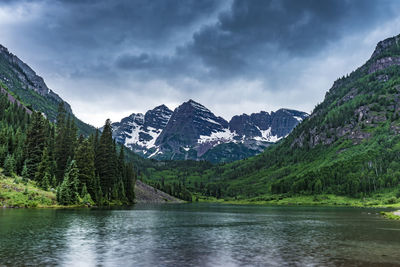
left=1, top=0, right=400, bottom=126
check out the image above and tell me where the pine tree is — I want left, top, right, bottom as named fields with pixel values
left=81, top=183, right=94, bottom=205
left=96, top=119, right=117, bottom=201
left=57, top=160, right=80, bottom=205
left=124, top=162, right=136, bottom=203
left=3, top=154, right=15, bottom=176
left=25, top=112, right=47, bottom=179
left=42, top=172, right=50, bottom=191
left=21, top=160, right=28, bottom=183
left=75, top=139, right=96, bottom=195
left=35, top=147, right=52, bottom=189
left=93, top=174, right=103, bottom=205
left=54, top=103, right=76, bottom=183
left=66, top=114, right=77, bottom=159
left=0, top=144, right=8, bottom=166
left=57, top=178, right=71, bottom=205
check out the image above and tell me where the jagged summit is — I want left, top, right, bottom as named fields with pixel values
left=179, top=99, right=213, bottom=113
left=111, top=100, right=308, bottom=162
left=153, top=104, right=170, bottom=110
left=155, top=99, right=229, bottom=149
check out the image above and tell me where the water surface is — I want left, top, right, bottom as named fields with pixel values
left=1, top=204, right=400, bottom=266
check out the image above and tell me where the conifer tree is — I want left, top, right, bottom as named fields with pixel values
left=81, top=183, right=94, bottom=205
left=97, top=119, right=117, bottom=201
left=35, top=147, right=52, bottom=189
left=124, top=162, right=136, bottom=203
left=57, top=160, right=80, bottom=205
left=3, top=154, right=15, bottom=176
left=93, top=174, right=103, bottom=205
left=75, top=139, right=96, bottom=195
left=25, top=112, right=47, bottom=179
left=55, top=103, right=73, bottom=182
left=21, top=160, right=28, bottom=183
left=0, top=144, right=8, bottom=166
left=66, top=114, right=77, bottom=159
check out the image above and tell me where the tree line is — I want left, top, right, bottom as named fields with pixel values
left=0, top=92, right=136, bottom=205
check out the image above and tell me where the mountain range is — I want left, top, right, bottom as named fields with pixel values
left=111, top=99, right=308, bottom=162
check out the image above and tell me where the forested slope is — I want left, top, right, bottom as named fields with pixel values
left=0, top=87, right=136, bottom=207
left=142, top=34, right=400, bottom=202
left=0, top=44, right=95, bottom=136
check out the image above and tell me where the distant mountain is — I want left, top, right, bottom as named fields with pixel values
left=111, top=99, right=308, bottom=162
left=112, top=104, right=173, bottom=153
left=0, top=44, right=94, bottom=135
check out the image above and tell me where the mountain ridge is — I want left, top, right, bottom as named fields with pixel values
left=0, top=44, right=95, bottom=135
left=111, top=99, right=308, bottom=162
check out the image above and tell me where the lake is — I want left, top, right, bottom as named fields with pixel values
left=1, top=204, right=400, bottom=266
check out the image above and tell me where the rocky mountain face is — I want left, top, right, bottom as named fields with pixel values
left=111, top=105, right=173, bottom=154
left=290, top=34, right=400, bottom=150
left=0, top=44, right=94, bottom=135
left=0, top=45, right=71, bottom=113
left=111, top=99, right=308, bottom=162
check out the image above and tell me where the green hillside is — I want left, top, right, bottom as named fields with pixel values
left=141, top=34, right=400, bottom=204
left=0, top=45, right=95, bottom=136
left=0, top=85, right=136, bottom=207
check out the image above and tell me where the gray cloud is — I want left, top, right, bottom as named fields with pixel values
left=115, top=0, right=399, bottom=79
left=0, top=0, right=400, bottom=126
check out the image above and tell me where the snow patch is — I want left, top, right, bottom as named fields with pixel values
left=293, top=116, right=303, bottom=122
left=253, top=127, right=282, bottom=143
left=204, top=117, right=221, bottom=125
left=198, top=129, right=237, bottom=144
left=124, top=125, right=162, bottom=149
left=148, top=148, right=160, bottom=158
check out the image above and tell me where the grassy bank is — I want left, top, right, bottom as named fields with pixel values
left=0, top=174, right=57, bottom=208
left=196, top=190, right=400, bottom=208
left=0, top=174, right=133, bottom=208
left=381, top=211, right=400, bottom=220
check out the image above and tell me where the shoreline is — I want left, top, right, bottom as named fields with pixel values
left=196, top=193, right=400, bottom=209
left=381, top=210, right=400, bottom=220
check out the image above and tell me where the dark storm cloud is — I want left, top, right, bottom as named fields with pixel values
left=40, top=0, right=221, bottom=44
left=1, top=0, right=400, bottom=126
left=191, top=0, right=382, bottom=67
left=115, top=0, right=397, bottom=78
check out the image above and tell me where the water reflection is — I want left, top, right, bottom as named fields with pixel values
left=1, top=205, right=400, bottom=266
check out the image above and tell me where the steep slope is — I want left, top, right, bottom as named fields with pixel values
left=0, top=44, right=95, bottom=135
left=111, top=105, right=173, bottom=157
left=112, top=99, right=307, bottom=162
left=191, top=33, right=400, bottom=199
left=155, top=99, right=230, bottom=159
left=134, top=180, right=183, bottom=203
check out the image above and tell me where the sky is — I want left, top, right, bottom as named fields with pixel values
left=1, top=0, right=400, bottom=127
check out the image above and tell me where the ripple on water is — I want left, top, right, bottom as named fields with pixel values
left=0, top=205, right=400, bottom=266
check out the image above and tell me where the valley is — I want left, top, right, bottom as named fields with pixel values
left=2, top=32, right=400, bottom=210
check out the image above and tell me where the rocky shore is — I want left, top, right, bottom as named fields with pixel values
left=134, top=180, right=183, bottom=203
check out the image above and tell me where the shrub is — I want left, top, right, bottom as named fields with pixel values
left=385, top=197, right=398, bottom=204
